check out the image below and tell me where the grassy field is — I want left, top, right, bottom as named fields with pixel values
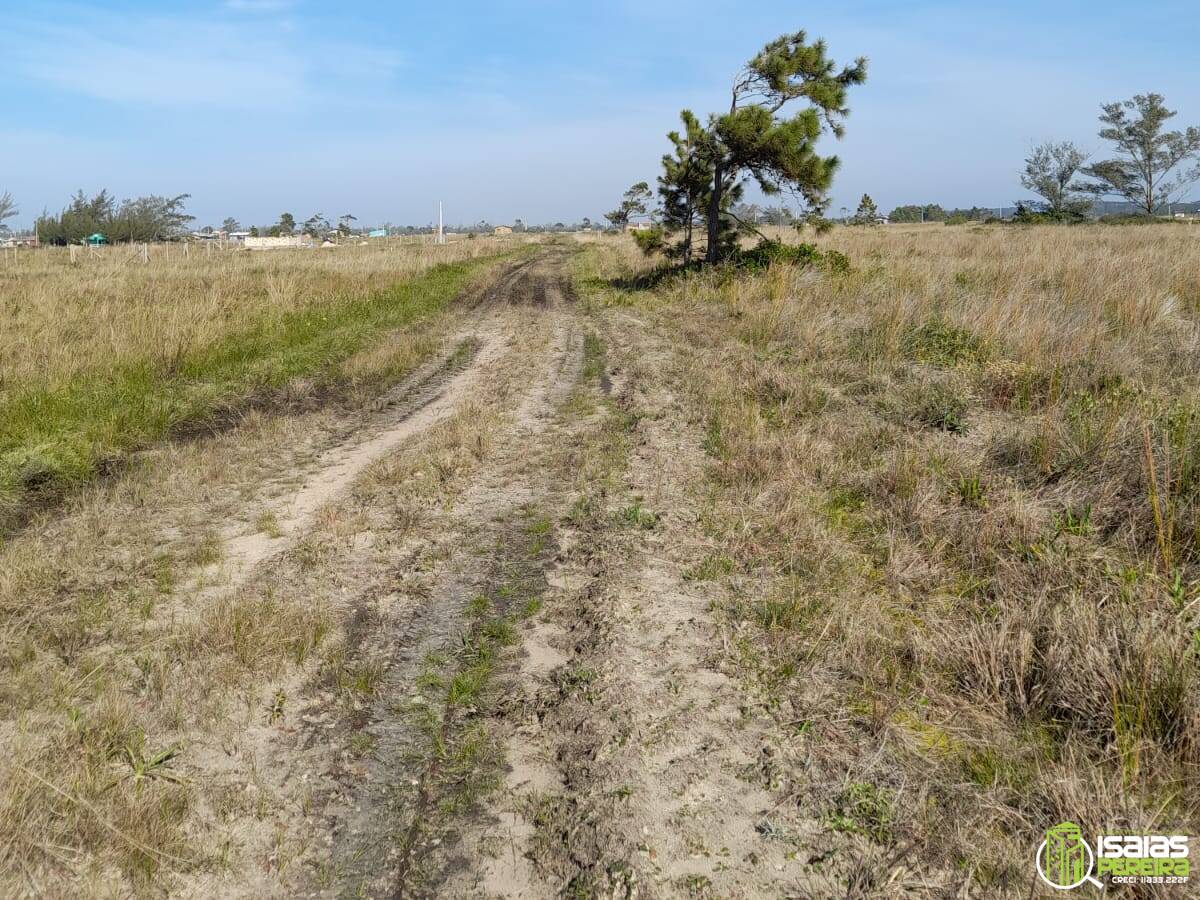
left=5, top=224, right=1199, bottom=896
left=0, top=239, right=518, bottom=529
left=582, top=223, right=1200, bottom=890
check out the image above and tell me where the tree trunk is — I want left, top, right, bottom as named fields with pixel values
left=705, top=164, right=724, bottom=264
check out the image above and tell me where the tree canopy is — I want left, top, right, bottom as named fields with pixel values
left=1078, top=93, right=1200, bottom=214
left=604, top=182, right=653, bottom=229
left=1020, top=141, right=1091, bottom=219
left=698, top=31, right=867, bottom=261
left=851, top=193, right=880, bottom=224
left=35, top=190, right=194, bottom=244
left=0, top=192, right=18, bottom=230
left=268, top=212, right=297, bottom=237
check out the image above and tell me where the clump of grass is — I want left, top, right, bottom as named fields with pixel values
left=684, top=554, right=736, bottom=581
left=907, top=377, right=971, bottom=433
left=617, top=502, right=658, bottom=529
left=903, top=319, right=984, bottom=367
left=255, top=510, right=284, bottom=538
left=953, top=473, right=986, bottom=508
left=827, top=782, right=895, bottom=844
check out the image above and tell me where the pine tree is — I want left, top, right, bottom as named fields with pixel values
left=696, top=31, right=867, bottom=261
left=654, top=111, right=741, bottom=262
left=0, top=192, right=18, bottom=229
left=604, top=183, right=653, bottom=229
left=1079, top=94, right=1200, bottom=214
left=852, top=193, right=879, bottom=225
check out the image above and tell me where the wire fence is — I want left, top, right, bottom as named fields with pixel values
left=0, top=232, right=517, bottom=270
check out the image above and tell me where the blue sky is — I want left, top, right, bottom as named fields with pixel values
left=2, top=0, right=1198, bottom=228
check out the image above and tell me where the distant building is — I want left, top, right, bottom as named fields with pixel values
left=86, top=233, right=107, bottom=245
left=624, top=221, right=654, bottom=232
left=494, top=225, right=513, bottom=235
left=368, top=228, right=387, bottom=238
left=244, top=235, right=306, bottom=251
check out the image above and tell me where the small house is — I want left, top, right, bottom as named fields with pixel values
left=493, top=225, right=513, bottom=235
left=86, top=233, right=107, bottom=245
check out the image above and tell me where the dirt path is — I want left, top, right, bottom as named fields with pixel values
left=183, top=252, right=561, bottom=602
left=435, top=310, right=839, bottom=900
left=165, top=245, right=831, bottom=899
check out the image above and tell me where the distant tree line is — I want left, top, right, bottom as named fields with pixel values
left=871, top=93, right=1200, bottom=227
left=235, top=217, right=606, bottom=238
left=886, top=204, right=994, bottom=223
left=35, top=190, right=194, bottom=244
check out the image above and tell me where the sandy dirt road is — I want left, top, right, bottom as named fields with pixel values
left=30, top=245, right=848, bottom=899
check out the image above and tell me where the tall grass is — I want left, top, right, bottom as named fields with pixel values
left=595, top=223, right=1200, bottom=893
left=0, top=240, right=514, bottom=526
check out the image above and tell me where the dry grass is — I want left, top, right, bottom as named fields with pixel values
left=0, top=239, right=502, bottom=384
left=585, top=224, right=1200, bottom=894
left=0, top=237, right=525, bottom=526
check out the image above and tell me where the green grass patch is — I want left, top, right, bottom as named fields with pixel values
left=617, top=502, right=658, bottom=530
left=826, top=781, right=895, bottom=843
left=903, top=319, right=985, bottom=367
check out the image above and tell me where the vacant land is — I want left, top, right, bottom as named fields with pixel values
left=1, top=226, right=1197, bottom=898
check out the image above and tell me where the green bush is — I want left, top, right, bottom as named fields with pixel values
left=903, top=319, right=985, bottom=367
left=631, top=226, right=667, bottom=255
left=733, top=239, right=850, bottom=275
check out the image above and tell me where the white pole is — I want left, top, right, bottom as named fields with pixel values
left=438, top=202, right=445, bottom=245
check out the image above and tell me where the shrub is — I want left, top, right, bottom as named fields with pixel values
left=733, top=239, right=850, bottom=275
left=903, top=319, right=985, bottom=367
left=631, top=226, right=667, bottom=255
